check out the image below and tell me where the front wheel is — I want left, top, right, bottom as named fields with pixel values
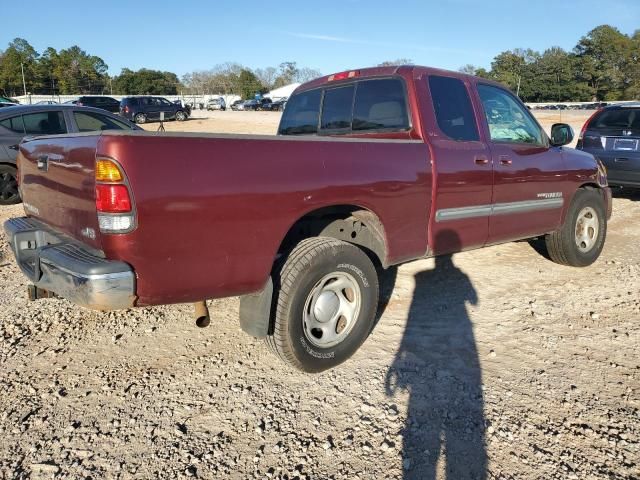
left=266, top=237, right=379, bottom=373
left=0, top=165, right=20, bottom=205
left=175, top=110, right=187, bottom=121
left=544, top=188, right=606, bottom=267
left=133, top=113, right=147, bottom=124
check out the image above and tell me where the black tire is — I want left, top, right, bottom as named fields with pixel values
left=175, top=110, right=187, bottom=121
left=545, top=188, right=606, bottom=267
left=0, top=164, right=20, bottom=205
left=266, top=237, right=379, bottom=373
left=134, top=113, right=147, bottom=124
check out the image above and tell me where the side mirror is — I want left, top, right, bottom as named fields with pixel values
left=550, top=123, right=574, bottom=147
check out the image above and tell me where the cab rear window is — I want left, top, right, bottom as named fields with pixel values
left=278, top=77, right=409, bottom=135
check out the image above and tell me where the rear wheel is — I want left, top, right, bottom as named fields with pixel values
left=266, top=237, right=379, bottom=373
left=0, top=165, right=20, bottom=205
left=545, top=188, right=606, bottom=267
left=134, top=113, right=147, bottom=124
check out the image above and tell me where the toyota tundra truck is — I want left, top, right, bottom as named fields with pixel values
left=3, top=65, right=611, bottom=372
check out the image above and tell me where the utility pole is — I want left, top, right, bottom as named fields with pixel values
left=20, top=63, right=27, bottom=97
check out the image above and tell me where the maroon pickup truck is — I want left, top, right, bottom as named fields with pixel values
left=4, top=65, right=611, bottom=372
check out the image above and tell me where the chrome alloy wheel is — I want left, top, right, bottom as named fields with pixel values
left=575, top=206, right=599, bottom=253
left=303, top=272, right=362, bottom=348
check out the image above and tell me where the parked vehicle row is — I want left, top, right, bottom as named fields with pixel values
left=3, top=65, right=612, bottom=374
left=532, top=102, right=608, bottom=111
left=230, top=98, right=287, bottom=112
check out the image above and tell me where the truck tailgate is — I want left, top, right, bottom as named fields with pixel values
left=18, top=134, right=102, bottom=251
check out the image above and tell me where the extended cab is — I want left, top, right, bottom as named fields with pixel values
left=4, top=66, right=611, bottom=372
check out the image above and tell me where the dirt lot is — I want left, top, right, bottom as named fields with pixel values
left=1, top=111, right=638, bottom=479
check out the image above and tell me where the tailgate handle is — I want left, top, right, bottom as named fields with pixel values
left=37, top=155, right=49, bottom=171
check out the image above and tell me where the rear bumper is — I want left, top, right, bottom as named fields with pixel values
left=3, top=217, right=136, bottom=310
left=584, top=149, right=640, bottom=187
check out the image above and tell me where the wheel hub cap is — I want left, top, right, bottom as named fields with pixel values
left=303, top=272, right=362, bottom=348
left=574, top=206, right=599, bottom=253
left=313, top=291, right=340, bottom=323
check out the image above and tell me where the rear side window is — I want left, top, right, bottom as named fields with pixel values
left=353, top=79, right=409, bottom=131
left=428, top=75, right=479, bottom=141
left=22, top=112, right=67, bottom=135
left=0, top=116, right=25, bottom=134
left=278, top=89, right=322, bottom=135
left=321, top=85, right=355, bottom=130
left=74, top=111, right=134, bottom=132
left=593, top=109, right=640, bottom=129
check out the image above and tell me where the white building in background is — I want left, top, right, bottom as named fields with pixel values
left=264, top=83, right=300, bottom=101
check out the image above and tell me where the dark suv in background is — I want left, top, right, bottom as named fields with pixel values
left=76, top=96, right=121, bottom=113
left=119, top=97, right=190, bottom=124
left=577, top=103, right=640, bottom=188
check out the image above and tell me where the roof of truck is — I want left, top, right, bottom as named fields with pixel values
left=294, top=64, right=505, bottom=95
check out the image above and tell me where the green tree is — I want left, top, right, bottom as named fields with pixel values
left=50, top=46, right=108, bottom=94
left=574, top=25, right=633, bottom=100
left=0, top=38, right=40, bottom=96
left=238, top=69, right=263, bottom=99
left=113, top=68, right=180, bottom=95
left=37, top=47, right=59, bottom=95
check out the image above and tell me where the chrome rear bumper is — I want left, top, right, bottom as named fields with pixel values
left=3, top=217, right=136, bottom=310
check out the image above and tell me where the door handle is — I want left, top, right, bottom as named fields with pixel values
left=615, top=158, right=629, bottom=162
left=499, top=155, right=512, bottom=166
left=37, top=155, right=49, bottom=171
left=474, top=156, right=489, bottom=165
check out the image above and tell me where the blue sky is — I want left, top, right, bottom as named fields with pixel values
left=3, top=0, right=639, bottom=78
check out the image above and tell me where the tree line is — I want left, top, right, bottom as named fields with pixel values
left=1, top=24, right=637, bottom=101
left=460, top=25, right=639, bottom=102
left=0, top=38, right=321, bottom=99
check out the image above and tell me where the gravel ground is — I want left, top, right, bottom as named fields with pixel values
left=1, top=112, right=638, bottom=479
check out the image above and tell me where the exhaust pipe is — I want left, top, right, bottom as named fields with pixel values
left=194, top=301, right=210, bottom=328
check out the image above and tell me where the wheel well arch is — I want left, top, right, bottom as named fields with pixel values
left=561, top=183, right=607, bottom=224
left=277, top=205, right=389, bottom=268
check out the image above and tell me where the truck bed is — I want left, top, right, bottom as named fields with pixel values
left=18, top=131, right=432, bottom=306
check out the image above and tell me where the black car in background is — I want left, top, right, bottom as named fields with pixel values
left=243, top=98, right=272, bottom=111
left=262, top=97, right=287, bottom=112
left=577, top=103, right=640, bottom=188
left=120, top=96, right=190, bottom=124
left=0, top=105, right=139, bottom=205
left=76, top=96, right=121, bottom=113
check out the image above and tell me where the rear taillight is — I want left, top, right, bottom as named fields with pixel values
left=578, top=108, right=601, bottom=141
left=95, top=158, right=135, bottom=233
left=96, top=184, right=131, bottom=212
left=123, top=105, right=130, bottom=114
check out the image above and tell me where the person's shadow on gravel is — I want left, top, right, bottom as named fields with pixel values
left=385, top=230, right=486, bottom=480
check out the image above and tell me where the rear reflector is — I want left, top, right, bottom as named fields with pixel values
left=96, top=184, right=132, bottom=213
left=328, top=70, right=359, bottom=81
left=98, top=214, right=134, bottom=233
left=95, top=159, right=123, bottom=182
